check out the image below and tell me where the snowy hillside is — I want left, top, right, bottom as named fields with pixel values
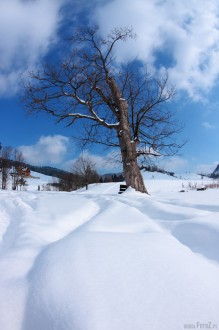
left=213, top=164, right=219, bottom=177
left=0, top=174, right=219, bottom=330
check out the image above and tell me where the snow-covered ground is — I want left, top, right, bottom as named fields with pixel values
left=0, top=172, right=219, bottom=330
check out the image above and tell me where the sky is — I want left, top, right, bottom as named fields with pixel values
left=0, top=0, right=219, bottom=174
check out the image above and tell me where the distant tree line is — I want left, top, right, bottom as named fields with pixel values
left=210, top=173, right=219, bottom=179
left=26, top=164, right=72, bottom=179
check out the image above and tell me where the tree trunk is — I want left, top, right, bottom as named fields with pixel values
left=118, top=99, right=148, bottom=194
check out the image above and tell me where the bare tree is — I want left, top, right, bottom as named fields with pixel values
left=13, top=149, right=26, bottom=190
left=0, top=145, right=12, bottom=190
left=14, top=149, right=25, bottom=166
left=58, top=173, right=75, bottom=192
left=23, top=27, right=182, bottom=194
left=72, top=155, right=99, bottom=190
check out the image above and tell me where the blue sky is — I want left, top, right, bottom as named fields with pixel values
left=0, top=0, right=219, bottom=174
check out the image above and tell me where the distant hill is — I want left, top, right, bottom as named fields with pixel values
left=8, top=159, right=72, bottom=179
left=211, top=164, right=219, bottom=178
left=27, top=164, right=72, bottom=179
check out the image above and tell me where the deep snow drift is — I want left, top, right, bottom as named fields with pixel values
left=0, top=173, right=219, bottom=330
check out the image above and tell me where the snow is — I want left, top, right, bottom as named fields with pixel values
left=0, top=172, right=219, bottom=330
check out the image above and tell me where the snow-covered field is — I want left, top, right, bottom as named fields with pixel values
left=0, top=172, right=219, bottom=330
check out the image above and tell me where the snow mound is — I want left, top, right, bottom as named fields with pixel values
left=0, top=177, right=219, bottom=330
left=24, top=232, right=219, bottom=330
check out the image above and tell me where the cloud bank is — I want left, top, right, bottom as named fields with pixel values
left=1, top=0, right=219, bottom=102
left=19, top=135, right=69, bottom=166
left=92, top=0, right=219, bottom=100
left=0, top=0, right=66, bottom=95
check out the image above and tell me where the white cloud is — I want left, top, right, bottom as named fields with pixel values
left=0, top=0, right=67, bottom=95
left=2, top=0, right=219, bottom=101
left=92, top=0, right=219, bottom=100
left=19, top=135, right=69, bottom=166
left=202, top=122, right=215, bottom=129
